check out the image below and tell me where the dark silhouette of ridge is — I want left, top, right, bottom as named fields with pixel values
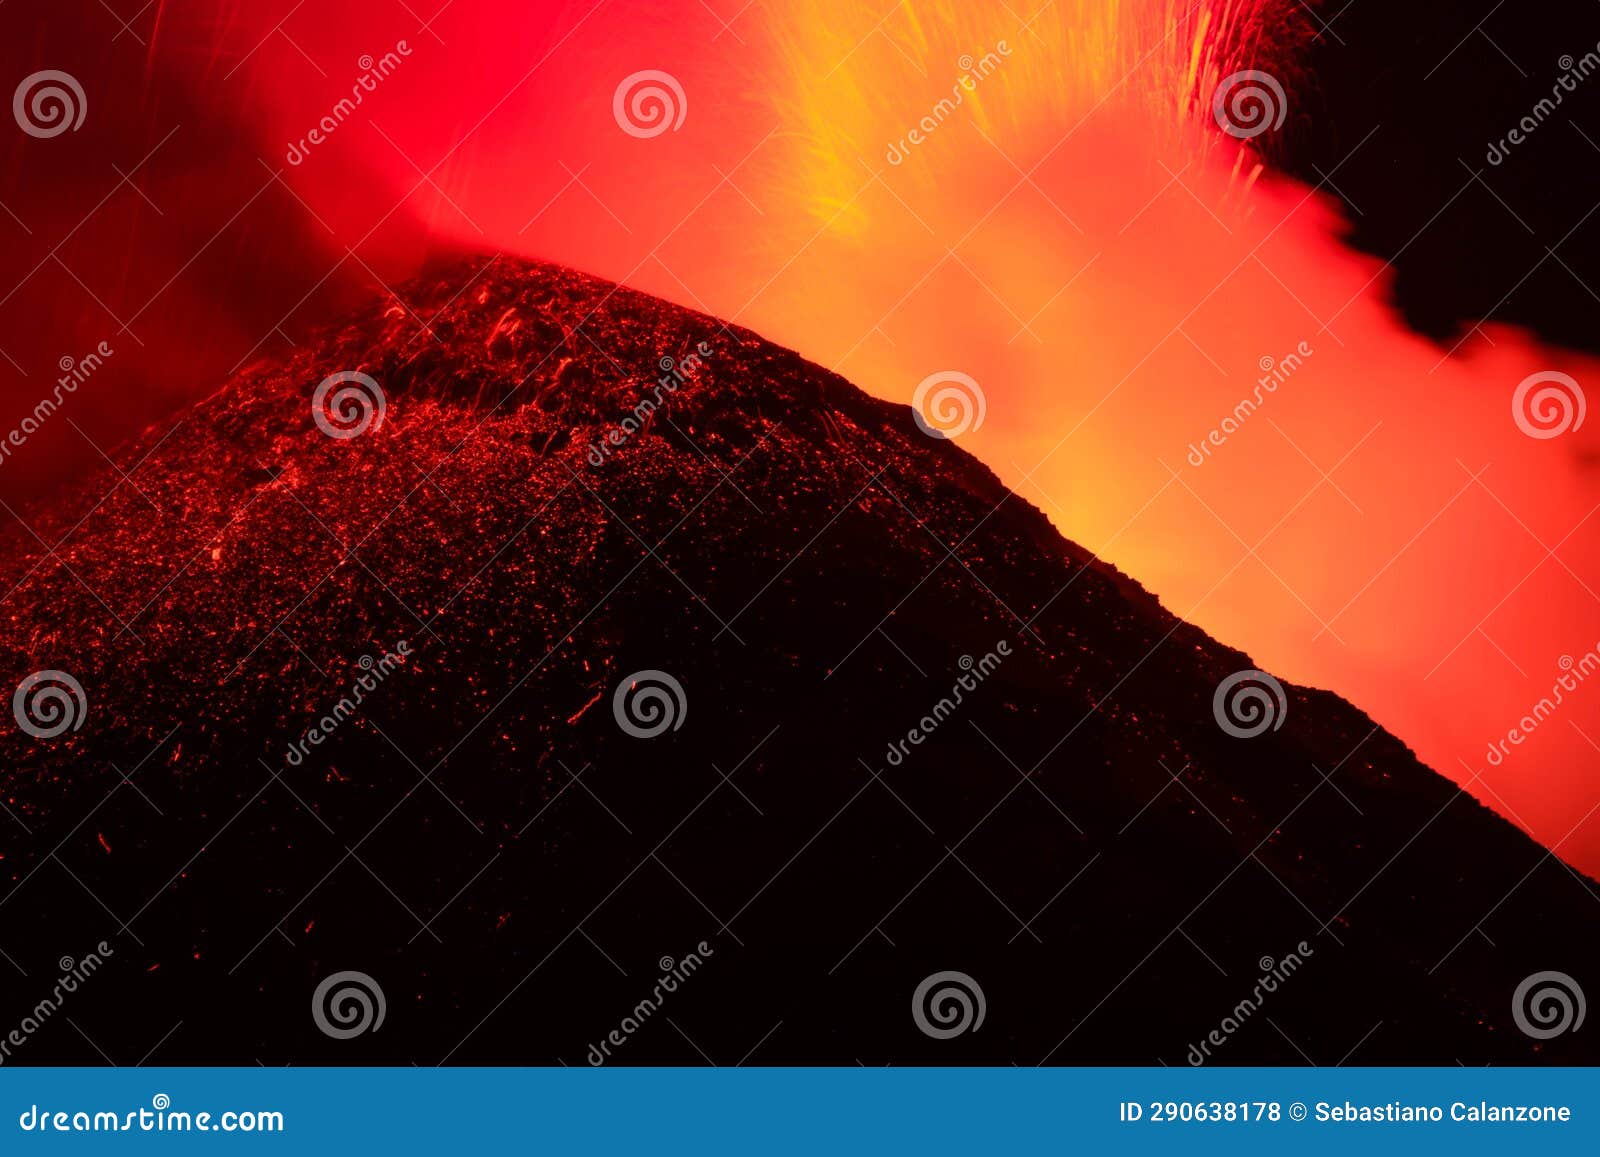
left=0, top=256, right=1595, bottom=1065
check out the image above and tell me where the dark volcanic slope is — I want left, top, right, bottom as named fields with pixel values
left=0, top=256, right=1595, bottom=1065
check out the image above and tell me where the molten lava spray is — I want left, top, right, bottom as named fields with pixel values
left=5, top=0, right=1599, bottom=871
left=731, top=0, right=1600, bottom=872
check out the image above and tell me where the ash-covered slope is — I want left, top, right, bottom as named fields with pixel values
left=0, top=256, right=1594, bottom=1065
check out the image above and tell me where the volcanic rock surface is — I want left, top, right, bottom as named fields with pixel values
left=0, top=255, right=1595, bottom=1064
